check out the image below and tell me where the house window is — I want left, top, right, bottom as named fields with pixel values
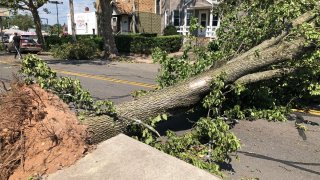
left=156, top=0, right=160, bottom=15
left=112, top=17, right=117, bottom=27
left=200, top=13, right=206, bottom=27
left=165, top=10, right=169, bottom=27
left=173, top=10, right=180, bottom=26
left=186, top=10, right=193, bottom=26
left=212, top=15, right=219, bottom=26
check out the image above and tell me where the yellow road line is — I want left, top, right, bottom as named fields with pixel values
left=0, top=60, right=157, bottom=89
left=55, top=69, right=157, bottom=89
left=292, top=109, right=320, bottom=116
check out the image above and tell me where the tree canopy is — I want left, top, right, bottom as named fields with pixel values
left=154, top=0, right=320, bottom=110
left=3, top=13, right=34, bottom=30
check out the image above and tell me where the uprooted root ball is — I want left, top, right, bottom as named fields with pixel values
left=0, top=81, right=88, bottom=180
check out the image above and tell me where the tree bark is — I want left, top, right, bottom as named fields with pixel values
left=95, top=0, right=102, bottom=36
left=99, top=0, right=118, bottom=58
left=69, top=0, right=77, bottom=43
left=235, top=68, right=295, bottom=85
left=84, top=11, right=317, bottom=144
left=29, top=4, right=45, bottom=47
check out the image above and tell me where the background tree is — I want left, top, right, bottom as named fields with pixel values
left=0, top=0, right=48, bottom=47
left=95, top=0, right=118, bottom=58
left=50, top=23, right=61, bottom=35
left=3, top=14, right=34, bottom=30
left=69, top=0, right=76, bottom=43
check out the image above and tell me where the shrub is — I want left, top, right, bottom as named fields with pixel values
left=208, top=41, right=220, bottom=51
left=163, top=25, right=179, bottom=36
left=47, top=34, right=182, bottom=55
left=51, top=39, right=97, bottom=60
left=92, top=36, right=104, bottom=51
left=154, top=36, right=182, bottom=52
left=114, top=34, right=138, bottom=53
left=45, top=35, right=72, bottom=48
left=140, top=33, right=158, bottom=37
left=115, top=34, right=182, bottom=54
left=77, top=35, right=104, bottom=51
left=45, top=35, right=104, bottom=51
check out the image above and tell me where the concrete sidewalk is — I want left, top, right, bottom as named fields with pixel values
left=47, top=134, right=220, bottom=180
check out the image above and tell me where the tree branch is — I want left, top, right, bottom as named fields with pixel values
left=235, top=68, right=295, bottom=84
left=227, top=10, right=317, bottom=64
left=0, top=80, right=11, bottom=91
left=0, top=1, right=29, bottom=10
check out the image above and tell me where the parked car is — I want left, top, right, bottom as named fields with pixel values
left=6, top=37, right=42, bottom=53
left=0, top=35, right=9, bottom=43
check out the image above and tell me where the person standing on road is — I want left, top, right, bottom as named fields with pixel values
left=13, top=33, right=22, bottom=59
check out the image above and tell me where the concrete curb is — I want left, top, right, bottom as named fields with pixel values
left=47, top=134, right=220, bottom=180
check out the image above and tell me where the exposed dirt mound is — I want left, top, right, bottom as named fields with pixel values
left=0, top=80, right=88, bottom=179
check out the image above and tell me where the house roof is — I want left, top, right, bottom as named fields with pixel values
left=185, top=0, right=215, bottom=9
left=113, top=1, right=132, bottom=15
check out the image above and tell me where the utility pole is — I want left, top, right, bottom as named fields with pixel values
left=48, top=1, right=63, bottom=36
left=0, top=17, right=3, bottom=42
left=41, top=18, right=49, bottom=33
left=69, top=0, right=76, bottom=42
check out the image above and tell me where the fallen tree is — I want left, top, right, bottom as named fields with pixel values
left=84, top=9, right=319, bottom=143
left=14, top=1, right=319, bottom=177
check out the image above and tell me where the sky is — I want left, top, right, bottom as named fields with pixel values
left=21, top=0, right=96, bottom=25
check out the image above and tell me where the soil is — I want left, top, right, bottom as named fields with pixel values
left=0, top=80, right=88, bottom=180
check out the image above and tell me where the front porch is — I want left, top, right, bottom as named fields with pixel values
left=177, top=25, right=218, bottom=38
left=176, top=5, right=220, bottom=38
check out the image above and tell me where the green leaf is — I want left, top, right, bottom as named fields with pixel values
left=162, top=114, right=168, bottom=120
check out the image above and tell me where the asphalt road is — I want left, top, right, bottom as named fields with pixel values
left=0, top=53, right=160, bottom=104
left=1, top=53, right=320, bottom=179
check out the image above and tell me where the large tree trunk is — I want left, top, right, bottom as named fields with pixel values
left=95, top=0, right=102, bottom=36
left=99, top=0, right=118, bottom=58
left=69, top=0, right=77, bottom=43
left=29, top=5, right=44, bottom=48
left=84, top=11, right=317, bottom=144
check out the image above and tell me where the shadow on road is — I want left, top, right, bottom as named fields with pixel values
left=238, top=150, right=320, bottom=176
left=156, top=108, right=206, bottom=135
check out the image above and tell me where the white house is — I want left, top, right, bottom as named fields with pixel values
left=67, top=11, right=98, bottom=35
left=162, top=0, right=221, bottom=38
